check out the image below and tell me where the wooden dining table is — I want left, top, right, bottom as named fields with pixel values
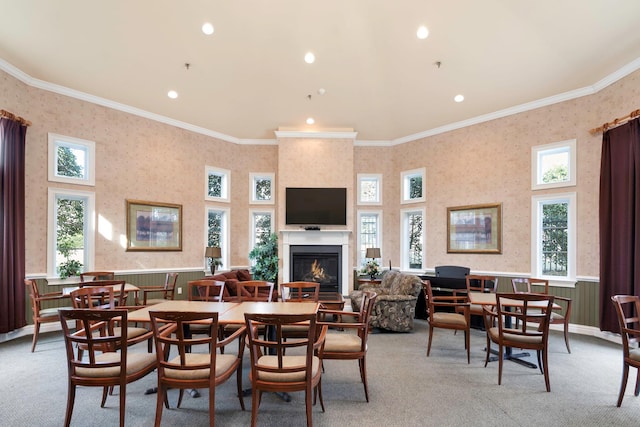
left=467, top=291, right=561, bottom=369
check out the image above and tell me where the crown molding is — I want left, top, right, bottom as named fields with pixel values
left=274, top=130, right=358, bottom=139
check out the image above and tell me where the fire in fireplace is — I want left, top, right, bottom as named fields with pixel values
left=290, top=245, right=341, bottom=293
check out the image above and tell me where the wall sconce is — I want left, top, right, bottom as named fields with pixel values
left=205, top=246, right=222, bottom=276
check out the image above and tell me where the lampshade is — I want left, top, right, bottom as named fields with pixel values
left=205, top=246, right=222, bottom=258
left=365, top=247, right=381, bottom=259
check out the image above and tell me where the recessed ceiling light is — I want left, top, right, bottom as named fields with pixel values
left=306, top=118, right=315, bottom=125
left=202, top=23, right=214, bottom=35
left=304, top=52, right=315, bottom=64
left=167, top=90, right=178, bottom=99
left=417, top=25, right=429, bottom=39
left=454, top=94, right=464, bottom=102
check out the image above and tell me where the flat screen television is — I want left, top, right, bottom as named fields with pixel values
left=285, top=187, right=347, bottom=226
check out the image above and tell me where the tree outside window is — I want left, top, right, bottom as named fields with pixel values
left=255, top=179, right=271, bottom=201
left=208, top=174, right=223, bottom=198
left=407, top=212, right=423, bottom=269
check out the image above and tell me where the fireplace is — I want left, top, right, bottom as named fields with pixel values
left=290, top=245, right=341, bottom=293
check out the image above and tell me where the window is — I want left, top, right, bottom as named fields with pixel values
left=250, top=173, right=275, bottom=204
left=532, top=139, right=576, bottom=190
left=531, top=193, right=576, bottom=281
left=205, top=207, right=229, bottom=271
left=47, top=188, right=95, bottom=278
left=401, top=168, right=425, bottom=203
left=357, top=174, right=382, bottom=205
left=250, top=209, right=274, bottom=253
left=357, top=210, right=382, bottom=267
left=48, top=133, right=95, bottom=186
left=205, top=166, right=230, bottom=202
left=401, top=208, right=424, bottom=270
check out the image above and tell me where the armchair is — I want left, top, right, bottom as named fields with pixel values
left=350, top=270, right=422, bottom=332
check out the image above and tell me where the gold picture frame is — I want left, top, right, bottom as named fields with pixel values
left=447, top=203, right=502, bottom=254
left=126, top=199, right=182, bottom=251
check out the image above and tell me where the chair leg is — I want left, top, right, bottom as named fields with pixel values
left=360, top=357, right=370, bottom=402
left=251, top=388, right=260, bottom=427
left=465, top=330, right=470, bottom=364
left=497, top=344, right=504, bottom=385
left=31, top=322, right=40, bottom=352
left=317, top=379, right=325, bottom=412
left=305, top=386, right=313, bottom=427
left=64, top=383, right=76, bottom=427
left=563, top=322, right=571, bottom=353
left=101, top=386, right=109, bottom=407
left=236, top=365, right=245, bottom=410
left=537, top=350, right=544, bottom=375
left=484, top=335, right=491, bottom=367
left=427, top=325, right=434, bottom=356
left=617, top=363, right=629, bottom=407
left=119, top=384, right=126, bottom=427
left=209, top=385, right=215, bottom=427
left=635, top=367, right=640, bottom=396
left=155, top=385, right=166, bottom=427
left=542, top=348, right=551, bottom=392
left=177, top=389, right=184, bottom=408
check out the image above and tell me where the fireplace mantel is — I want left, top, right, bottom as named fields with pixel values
left=281, top=230, right=351, bottom=295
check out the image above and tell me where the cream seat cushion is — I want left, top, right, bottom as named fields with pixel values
left=75, top=352, right=156, bottom=378
left=323, top=334, right=362, bottom=352
left=433, top=312, right=467, bottom=328
left=256, top=355, right=321, bottom=382
left=164, top=353, right=238, bottom=380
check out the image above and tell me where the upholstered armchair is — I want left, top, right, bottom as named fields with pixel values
left=350, top=270, right=422, bottom=332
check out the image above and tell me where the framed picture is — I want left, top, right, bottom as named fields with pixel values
left=126, top=199, right=182, bottom=251
left=447, top=203, right=502, bottom=254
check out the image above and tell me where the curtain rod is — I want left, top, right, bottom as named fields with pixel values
left=590, top=109, right=640, bottom=135
left=0, top=109, right=31, bottom=126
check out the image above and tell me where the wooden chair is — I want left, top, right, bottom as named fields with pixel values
left=317, top=291, right=378, bottom=401
left=78, top=279, right=134, bottom=306
left=142, top=272, right=179, bottom=305
left=482, top=292, right=555, bottom=392
left=280, top=281, right=320, bottom=302
left=610, top=295, right=640, bottom=407
left=25, top=278, right=72, bottom=352
left=58, top=308, right=156, bottom=427
left=237, top=280, right=275, bottom=302
left=149, top=310, right=246, bottom=427
left=244, top=312, right=327, bottom=427
left=187, top=279, right=225, bottom=302
left=423, top=280, right=471, bottom=363
left=511, top=277, right=573, bottom=353
left=79, top=271, right=115, bottom=281
left=463, top=274, right=498, bottom=317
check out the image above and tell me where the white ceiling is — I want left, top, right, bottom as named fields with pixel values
left=1, top=1, right=640, bottom=142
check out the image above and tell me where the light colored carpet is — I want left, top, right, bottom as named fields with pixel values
left=1, top=319, right=639, bottom=426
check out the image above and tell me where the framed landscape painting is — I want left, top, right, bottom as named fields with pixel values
left=447, top=203, right=502, bottom=254
left=126, top=199, right=182, bottom=251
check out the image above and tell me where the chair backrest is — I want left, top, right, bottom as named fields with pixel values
left=70, top=285, right=118, bottom=309
left=77, top=280, right=127, bottom=306
left=611, top=295, right=640, bottom=358
left=359, top=291, right=378, bottom=337
left=25, top=279, right=41, bottom=314
left=466, top=275, right=498, bottom=293
left=187, top=279, right=225, bottom=301
left=280, top=281, right=320, bottom=302
left=511, top=277, right=549, bottom=294
left=495, top=292, right=554, bottom=338
left=79, top=271, right=115, bottom=281
left=161, top=272, right=179, bottom=300
left=237, top=281, right=275, bottom=302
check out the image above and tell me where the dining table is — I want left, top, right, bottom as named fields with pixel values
left=467, top=292, right=561, bottom=369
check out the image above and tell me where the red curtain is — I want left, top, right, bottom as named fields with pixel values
left=599, top=117, right=640, bottom=333
left=0, top=116, right=27, bottom=333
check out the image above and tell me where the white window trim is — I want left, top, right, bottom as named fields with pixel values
left=48, top=133, right=96, bottom=186
left=47, top=187, right=96, bottom=278
left=357, top=174, right=382, bottom=205
left=249, top=208, right=274, bottom=252
left=400, top=207, right=425, bottom=271
left=357, top=209, right=383, bottom=268
left=205, top=206, right=230, bottom=271
left=531, top=139, right=576, bottom=190
left=249, top=172, right=275, bottom=204
left=205, top=166, right=230, bottom=203
left=531, top=192, right=576, bottom=282
left=401, top=167, right=425, bottom=204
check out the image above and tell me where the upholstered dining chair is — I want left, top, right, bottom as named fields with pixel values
left=142, top=272, right=179, bottom=305
left=423, top=280, right=471, bottom=363
left=482, top=292, right=555, bottom=392
left=79, top=271, right=115, bottom=281
left=610, top=295, right=640, bottom=407
left=317, top=291, right=378, bottom=401
left=149, top=310, right=246, bottom=427
left=25, top=278, right=73, bottom=352
left=511, top=277, right=573, bottom=353
left=244, top=312, right=327, bottom=427
left=58, top=308, right=156, bottom=427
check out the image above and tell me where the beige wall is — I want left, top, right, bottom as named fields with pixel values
left=3, top=66, right=640, bottom=279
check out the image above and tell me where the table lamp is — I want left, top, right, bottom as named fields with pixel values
left=365, top=247, right=381, bottom=260
left=205, top=246, right=222, bottom=275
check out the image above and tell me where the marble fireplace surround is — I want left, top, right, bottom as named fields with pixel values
left=281, top=230, right=351, bottom=296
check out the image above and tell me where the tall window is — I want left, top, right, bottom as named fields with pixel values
left=48, top=188, right=95, bottom=278
left=358, top=174, right=382, bottom=205
left=357, top=211, right=382, bottom=267
left=250, top=209, right=273, bottom=252
left=250, top=173, right=275, bottom=204
left=401, top=168, right=425, bottom=203
left=401, top=208, right=424, bottom=270
left=532, top=139, right=576, bottom=190
left=205, top=166, right=230, bottom=202
left=48, top=133, right=95, bottom=186
left=206, top=207, right=229, bottom=270
left=532, top=193, right=576, bottom=280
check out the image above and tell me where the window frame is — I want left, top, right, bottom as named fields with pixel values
left=249, top=208, right=274, bottom=254
left=531, top=192, right=576, bottom=283
left=531, top=139, right=576, bottom=190
left=400, top=207, right=425, bottom=271
left=357, top=174, right=382, bottom=205
left=205, top=166, right=230, bottom=203
left=47, top=187, right=96, bottom=278
left=205, top=206, right=230, bottom=272
left=357, top=210, right=383, bottom=268
left=401, top=167, right=425, bottom=204
left=48, top=133, right=96, bottom=186
left=249, top=173, right=275, bottom=204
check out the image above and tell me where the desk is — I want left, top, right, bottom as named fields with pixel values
left=468, top=292, right=560, bottom=369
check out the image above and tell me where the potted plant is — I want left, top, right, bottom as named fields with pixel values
left=248, top=233, right=278, bottom=283
left=57, top=237, right=83, bottom=279
left=361, top=260, right=380, bottom=280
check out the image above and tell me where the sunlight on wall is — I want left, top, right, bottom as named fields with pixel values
left=98, top=215, right=113, bottom=240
